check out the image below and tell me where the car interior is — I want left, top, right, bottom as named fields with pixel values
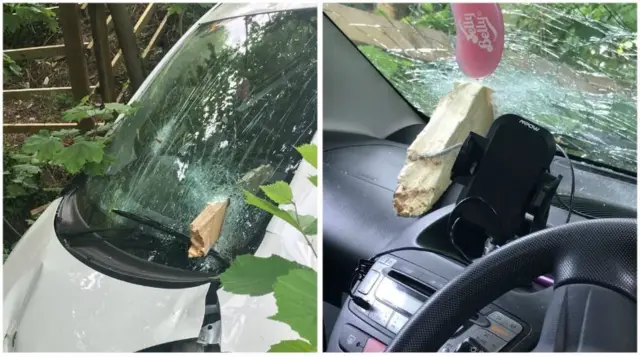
left=322, top=12, right=637, bottom=353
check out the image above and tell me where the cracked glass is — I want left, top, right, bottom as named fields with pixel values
left=75, top=8, right=317, bottom=274
left=325, top=3, right=636, bottom=172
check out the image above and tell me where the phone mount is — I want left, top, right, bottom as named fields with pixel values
left=449, top=114, right=561, bottom=258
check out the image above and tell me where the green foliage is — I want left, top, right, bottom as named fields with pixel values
left=219, top=255, right=303, bottom=296
left=21, top=131, right=64, bottom=161
left=261, top=181, right=293, bottom=204
left=285, top=210, right=317, bottom=236
left=166, top=4, right=186, bottom=16
left=358, top=45, right=413, bottom=79
left=220, top=142, right=318, bottom=352
left=62, top=102, right=139, bottom=122
left=5, top=101, right=136, bottom=202
left=295, top=144, right=317, bottom=169
left=402, top=3, right=454, bottom=33
left=54, top=93, right=75, bottom=109
left=53, top=138, right=105, bottom=174
left=243, top=143, right=319, bottom=238
left=219, top=257, right=317, bottom=351
left=269, top=340, right=314, bottom=352
left=269, top=268, right=317, bottom=347
left=3, top=3, right=58, bottom=36
left=3, top=54, right=21, bottom=79
left=3, top=153, right=40, bottom=199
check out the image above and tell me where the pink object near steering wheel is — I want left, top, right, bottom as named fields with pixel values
left=451, top=3, right=505, bottom=79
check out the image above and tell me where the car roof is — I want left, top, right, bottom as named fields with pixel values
left=198, top=3, right=316, bottom=25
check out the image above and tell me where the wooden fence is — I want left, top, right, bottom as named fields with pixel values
left=3, top=3, right=171, bottom=134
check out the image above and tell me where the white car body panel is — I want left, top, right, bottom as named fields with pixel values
left=3, top=3, right=317, bottom=352
left=3, top=200, right=209, bottom=352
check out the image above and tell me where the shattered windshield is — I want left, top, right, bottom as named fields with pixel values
left=325, top=3, right=637, bottom=172
left=75, top=8, right=317, bottom=273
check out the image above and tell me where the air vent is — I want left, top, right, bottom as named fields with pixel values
left=551, top=195, right=636, bottom=219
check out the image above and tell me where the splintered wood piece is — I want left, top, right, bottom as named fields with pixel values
left=394, top=82, right=495, bottom=216
left=188, top=200, right=229, bottom=258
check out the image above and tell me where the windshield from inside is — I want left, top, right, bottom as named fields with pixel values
left=74, top=8, right=317, bottom=274
left=325, top=3, right=637, bottom=172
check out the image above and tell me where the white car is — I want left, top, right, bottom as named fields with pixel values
left=3, top=3, right=317, bottom=352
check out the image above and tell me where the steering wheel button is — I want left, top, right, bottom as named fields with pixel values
left=358, top=271, right=379, bottom=295
left=368, top=301, right=394, bottom=327
left=387, top=312, right=409, bottom=334
left=488, top=311, right=522, bottom=334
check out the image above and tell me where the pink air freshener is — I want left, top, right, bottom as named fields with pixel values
left=451, top=3, right=505, bottom=79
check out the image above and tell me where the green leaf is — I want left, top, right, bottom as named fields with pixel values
left=285, top=210, right=317, bottom=236
left=9, top=153, right=36, bottom=163
left=104, top=102, right=138, bottom=115
left=269, top=268, right=317, bottom=347
left=243, top=190, right=299, bottom=228
left=21, top=131, right=64, bottom=161
left=61, top=105, right=102, bottom=122
left=260, top=181, right=293, bottom=204
left=295, top=144, right=317, bottom=169
left=51, top=129, right=81, bottom=138
left=5, top=183, right=27, bottom=198
left=12, top=164, right=41, bottom=176
left=83, top=154, right=114, bottom=176
left=308, top=175, right=317, bottom=186
left=54, top=139, right=105, bottom=174
left=219, top=254, right=303, bottom=296
left=269, top=339, right=315, bottom=352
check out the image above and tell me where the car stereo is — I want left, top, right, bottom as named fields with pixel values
left=340, top=255, right=527, bottom=352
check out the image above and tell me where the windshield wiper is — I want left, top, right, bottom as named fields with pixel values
left=60, top=209, right=230, bottom=268
left=112, top=209, right=191, bottom=242
left=112, top=209, right=230, bottom=267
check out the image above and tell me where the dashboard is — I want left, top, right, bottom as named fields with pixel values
left=323, top=130, right=637, bottom=352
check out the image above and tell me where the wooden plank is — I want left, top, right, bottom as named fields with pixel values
left=30, top=202, right=52, bottom=216
left=58, top=4, right=91, bottom=102
left=59, top=3, right=93, bottom=131
left=3, top=86, right=97, bottom=100
left=3, top=43, right=89, bottom=61
left=394, top=82, right=495, bottom=216
left=188, top=200, right=229, bottom=258
left=141, top=12, right=168, bottom=59
left=87, top=12, right=113, bottom=51
left=110, top=4, right=156, bottom=70
left=3, top=122, right=78, bottom=134
left=108, top=4, right=146, bottom=93
left=89, top=4, right=116, bottom=102
left=115, top=12, right=169, bottom=103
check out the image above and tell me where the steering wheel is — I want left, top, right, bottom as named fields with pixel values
left=387, top=219, right=636, bottom=352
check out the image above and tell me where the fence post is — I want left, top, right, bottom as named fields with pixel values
left=58, top=3, right=93, bottom=130
left=108, top=4, right=145, bottom=92
left=88, top=4, right=116, bottom=102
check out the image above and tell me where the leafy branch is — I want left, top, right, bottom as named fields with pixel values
left=243, top=143, right=318, bottom=257
left=3, top=3, right=58, bottom=36
left=5, top=101, right=137, bottom=202
left=219, top=142, right=318, bottom=352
